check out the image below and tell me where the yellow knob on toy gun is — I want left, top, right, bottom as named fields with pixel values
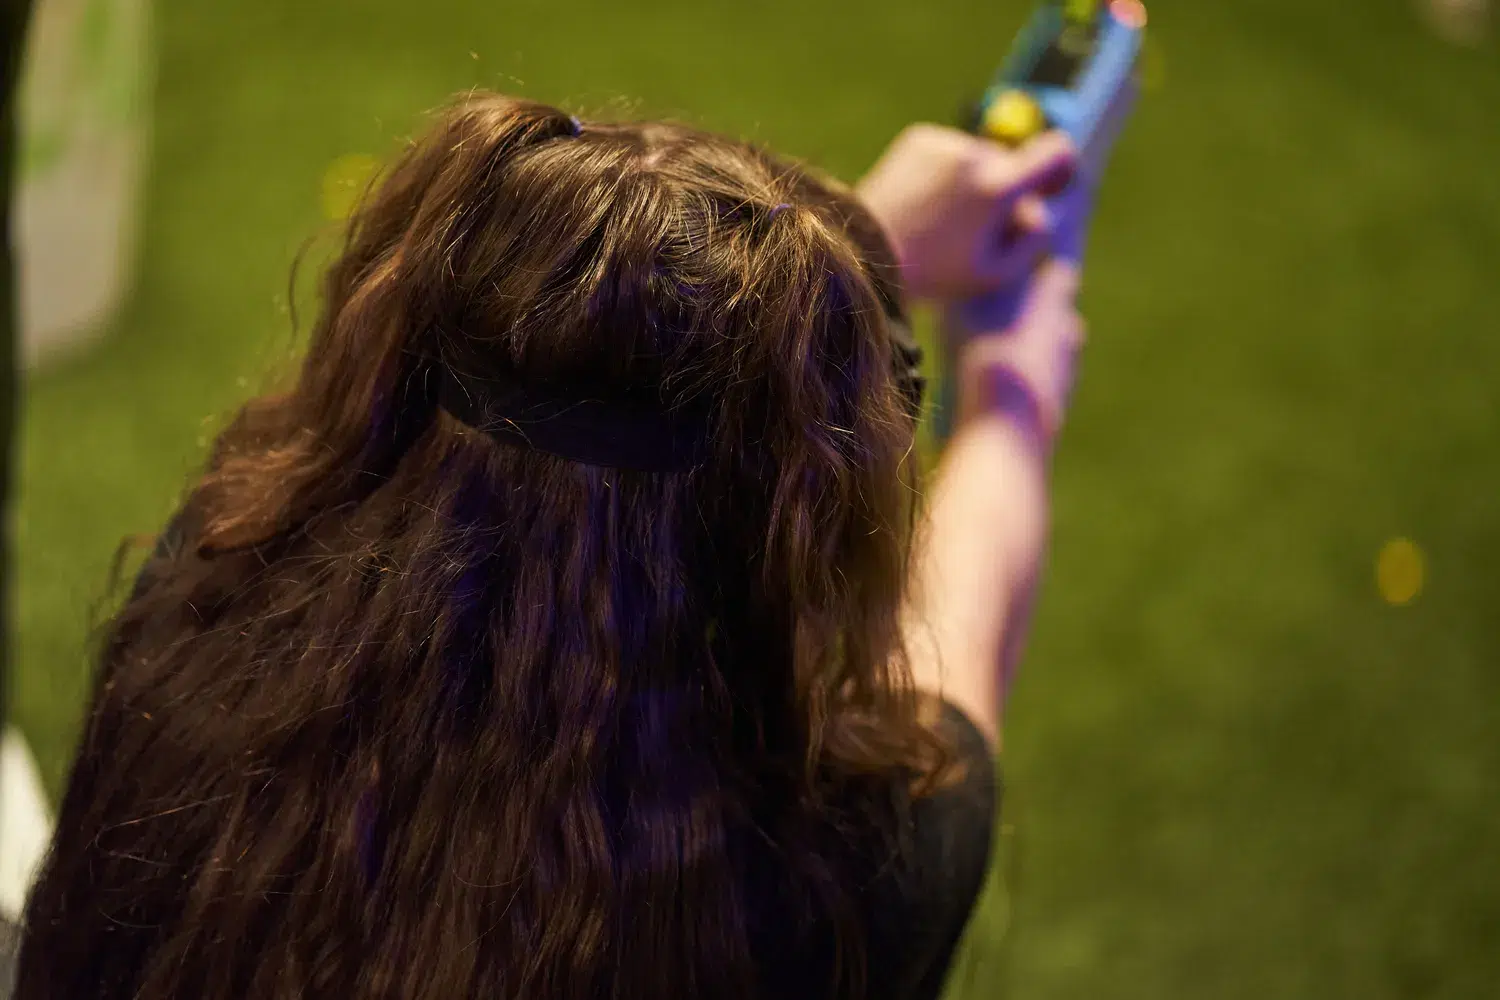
left=980, top=90, right=1046, bottom=146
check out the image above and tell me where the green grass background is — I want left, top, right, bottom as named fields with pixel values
left=9, top=0, right=1500, bottom=996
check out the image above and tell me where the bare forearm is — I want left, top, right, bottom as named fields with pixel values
left=906, top=368, right=1051, bottom=743
left=924, top=418, right=1047, bottom=641
left=852, top=124, right=1080, bottom=741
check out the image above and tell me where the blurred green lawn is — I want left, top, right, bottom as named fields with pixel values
left=9, top=1, right=1500, bottom=997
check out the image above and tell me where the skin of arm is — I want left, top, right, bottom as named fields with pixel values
left=904, top=411, right=1048, bottom=749
left=856, top=126, right=1083, bottom=749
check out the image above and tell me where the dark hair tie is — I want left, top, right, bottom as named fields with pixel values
left=568, top=115, right=583, bottom=136
left=768, top=203, right=791, bottom=219
left=436, top=364, right=704, bottom=474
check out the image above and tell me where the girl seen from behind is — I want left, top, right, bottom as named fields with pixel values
left=17, top=94, right=1084, bottom=1000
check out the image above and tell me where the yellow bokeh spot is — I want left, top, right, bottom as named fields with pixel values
left=1377, top=538, right=1426, bottom=606
left=320, top=153, right=381, bottom=222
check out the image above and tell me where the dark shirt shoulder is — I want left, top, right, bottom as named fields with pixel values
left=862, top=702, right=998, bottom=1000
left=752, top=701, right=998, bottom=1000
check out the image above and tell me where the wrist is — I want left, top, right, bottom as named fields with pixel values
left=953, top=352, right=1054, bottom=457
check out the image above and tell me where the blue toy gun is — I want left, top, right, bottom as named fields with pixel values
left=936, top=0, right=1146, bottom=439
left=969, top=0, right=1146, bottom=183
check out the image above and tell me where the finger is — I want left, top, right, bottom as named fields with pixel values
left=976, top=130, right=1077, bottom=202
left=1011, top=194, right=1052, bottom=237
left=1033, top=258, right=1082, bottom=300
left=975, top=223, right=1051, bottom=289
left=971, top=192, right=1055, bottom=290
left=1022, top=259, right=1081, bottom=323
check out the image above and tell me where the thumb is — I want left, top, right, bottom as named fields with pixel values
left=1019, top=260, right=1084, bottom=439
left=1021, top=258, right=1081, bottom=323
left=975, top=130, right=1077, bottom=203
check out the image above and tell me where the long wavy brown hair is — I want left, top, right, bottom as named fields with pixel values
left=17, top=92, right=955, bottom=1000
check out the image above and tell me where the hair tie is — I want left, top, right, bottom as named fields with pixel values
left=436, top=365, right=705, bottom=473
left=768, top=203, right=791, bottom=219
left=568, top=115, right=583, bottom=136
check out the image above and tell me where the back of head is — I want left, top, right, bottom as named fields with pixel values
left=18, top=93, right=947, bottom=1000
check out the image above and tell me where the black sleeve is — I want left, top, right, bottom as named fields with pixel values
left=865, top=702, right=999, bottom=1000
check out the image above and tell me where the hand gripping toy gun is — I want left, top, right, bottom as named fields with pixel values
left=934, top=0, right=1147, bottom=440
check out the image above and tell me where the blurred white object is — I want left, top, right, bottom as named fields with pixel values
left=0, top=727, right=54, bottom=923
left=1419, top=0, right=1491, bottom=44
left=15, top=0, right=152, bottom=369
